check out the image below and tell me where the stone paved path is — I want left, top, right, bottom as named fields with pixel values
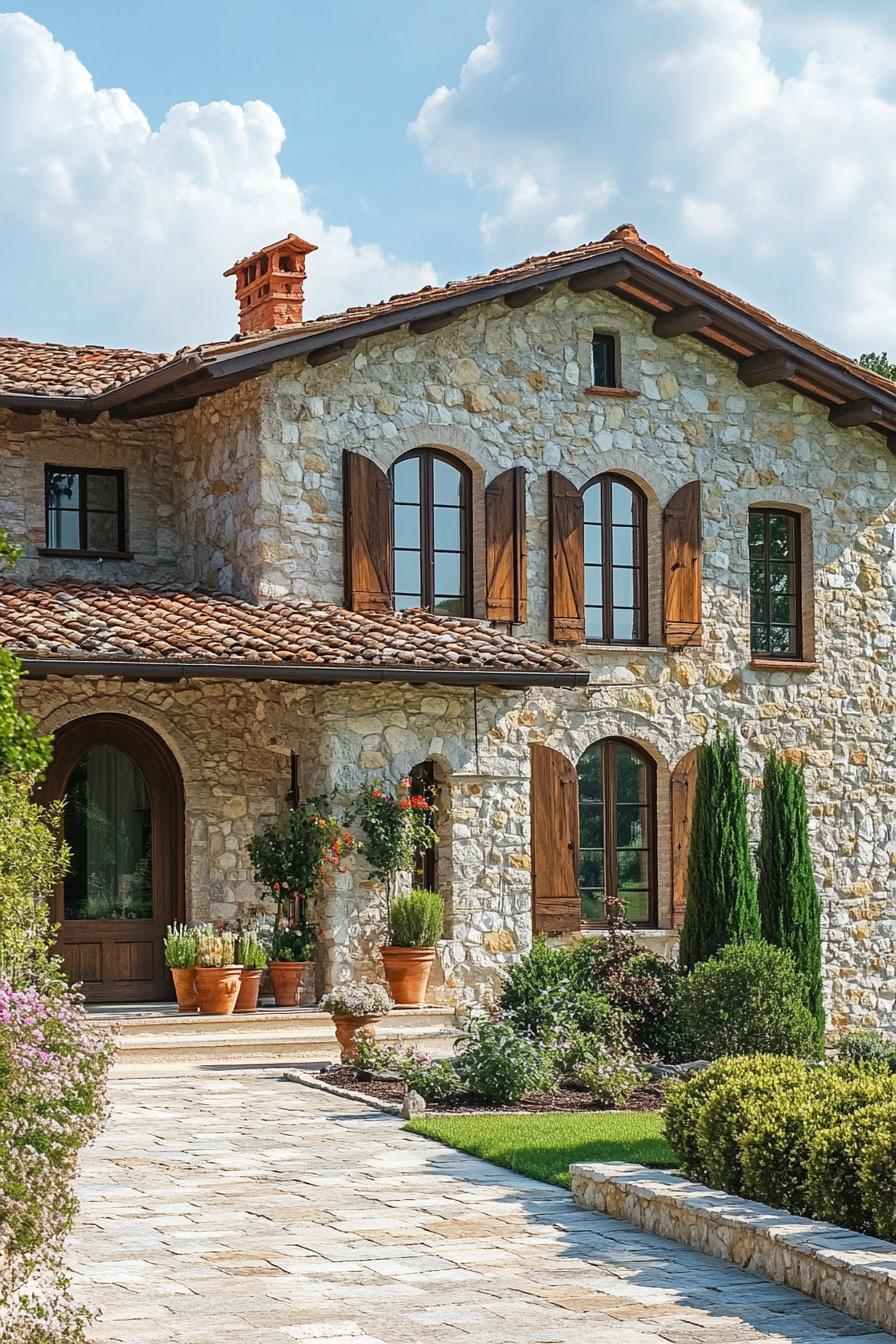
left=70, top=1069, right=895, bottom=1344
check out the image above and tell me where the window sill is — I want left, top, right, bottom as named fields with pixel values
left=578, top=926, right=675, bottom=939
left=749, top=657, right=819, bottom=672
left=584, top=642, right=664, bottom=653
left=37, top=548, right=133, bottom=560
left=583, top=386, right=640, bottom=398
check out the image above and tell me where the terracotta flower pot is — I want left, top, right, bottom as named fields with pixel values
left=268, top=960, right=311, bottom=1007
left=194, top=965, right=241, bottom=1016
left=380, top=946, right=436, bottom=1007
left=234, top=967, right=263, bottom=1013
left=169, top=966, right=199, bottom=1013
left=331, top=1012, right=384, bottom=1062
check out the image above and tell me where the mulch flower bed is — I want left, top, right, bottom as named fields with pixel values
left=318, top=1066, right=667, bottom=1114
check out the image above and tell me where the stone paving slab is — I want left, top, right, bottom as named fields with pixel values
left=69, top=1068, right=896, bottom=1343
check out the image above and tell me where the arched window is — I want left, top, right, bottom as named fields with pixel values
left=391, top=450, right=472, bottom=615
left=578, top=738, right=656, bottom=927
left=582, top=474, right=647, bottom=643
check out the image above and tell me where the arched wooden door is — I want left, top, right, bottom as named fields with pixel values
left=42, top=715, right=185, bottom=1003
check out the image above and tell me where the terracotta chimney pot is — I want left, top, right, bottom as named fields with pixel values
left=224, top=234, right=317, bottom=335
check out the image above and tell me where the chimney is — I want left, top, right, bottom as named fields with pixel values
left=224, top=233, right=317, bottom=335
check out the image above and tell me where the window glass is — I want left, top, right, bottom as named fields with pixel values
left=63, top=745, right=153, bottom=921
left=578, top=740, right=654, bottom=926
left=592, top=334, right=618, bottom=388
left=45, top=468, right=124, bottom=553
left=390, top=451, right=471, bottom=616
left=582, top=475, right=646, bottom=643
left=748, top=508, right=801, bottom=658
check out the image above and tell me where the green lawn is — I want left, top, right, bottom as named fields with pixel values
left=405, top=1110, right=675, bottom=1187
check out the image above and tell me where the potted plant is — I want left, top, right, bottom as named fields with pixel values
left=319, top=982, right=393, bottom=1061
left=193, top=928, right=242, bottom=1016
left=234, top=930, right=267, bottom=1013
left=351, top=779, right=438, bottom=1005
left=164, top=923, right=199, bottom=1013
left=268, top=919, right=316, bottom=1007
left=381, top=888, right=444, bottom=1006
left=247, top=795, right=353, bottom=1006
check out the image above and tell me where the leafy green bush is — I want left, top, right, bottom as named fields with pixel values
left=677, top=941, right=819, bottom=1059
left=807, top=1099, right=896, bottom=1233
left=664, top=1058, right=746, bottom=1181
left=398, top=1052, right=459, bottom=1103
left=499, top=937, right=591, bottom=1035
left=457, top=1016, right=555, bottom=1105
left=353, top=1031, right=401, bottom=1073
left=695, top=1056, right=810, bottom=1195
left=859, top=1108, right=896, bottom=1241
left=838, top=1030, right=896, bottom=1072
left=389, top=888, right=444, bottom=948
left=553, top=1027, right=647, bottom=1107
left=582, top=924, right=684, bottom=1060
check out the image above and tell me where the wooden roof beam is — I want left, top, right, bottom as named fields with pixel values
left=306, top=339, right=357, bottom=368
left=504, top=281, right=557, bottom=309
left=408, top=311, right=460, bottom=335
left=568, top=261, right=633, bottom=293
left=829, top=397, right=887, bottom=429
left=652, top=304, right=713, bottom=339
left=738, top=350, right=799, bottom=388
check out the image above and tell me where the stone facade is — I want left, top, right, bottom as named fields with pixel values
left=4, top=282, right=896, bottom=1027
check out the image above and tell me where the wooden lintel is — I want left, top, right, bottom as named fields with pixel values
left=737, top=350, right=799, bottom=387
left=829, top=397, right=886, bottom=429
left=887, top=433, right=896, bottom=456
left=112, top=396, right=199, bottom=421
left=504, top=281, right=556, bottom=309
left=306, top=339, right=357, bottom=368
left=568, top=262, right=633, bottom=293
left=652, top=305, right=713, bottom=339
left=408, top=311, right=459, bottom=335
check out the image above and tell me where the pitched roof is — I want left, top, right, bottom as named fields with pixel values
left=3, top=225, right=895, bottom=446
left=0, top=580, right=586, bottom=688
left=0, top=337, right=172, bottom=398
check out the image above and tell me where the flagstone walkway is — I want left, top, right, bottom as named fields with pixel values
left=70, top=1069, right=894, bottom=1344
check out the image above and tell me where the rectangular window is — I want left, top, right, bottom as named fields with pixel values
left=45, top=467, right=126, bottom=555
left=591, top=333, right=618, bottom=389
left=748, top=507, right=801, bottom=658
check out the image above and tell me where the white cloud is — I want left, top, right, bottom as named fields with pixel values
left=0, top=13, right=437, bottom=351
left=410, top=0, right=896, bottom=351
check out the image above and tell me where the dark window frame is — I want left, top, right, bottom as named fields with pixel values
left=44, top=466, right=127, bottom=556
left=583, top=473, right=648, bottom=644
left=578, top=737, right=657, bottom=929
left=591, top=332, right=619, bottom=389
left=390, top=448, right=473, bottom=616
left=748, top=507, right=803, bottom=659
left=410, top=760, right=438, bottom=893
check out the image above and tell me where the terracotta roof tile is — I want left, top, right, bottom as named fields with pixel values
left=0, top=337, right=172, bottom=398
left=0, top=580, right=584, bottom=685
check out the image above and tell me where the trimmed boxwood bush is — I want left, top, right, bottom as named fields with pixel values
left=838, top=1030, right=896, bottom=1072
left=664, top=1056, right=896, bottom=1240
left=677, top=940, right=819, bottom=1060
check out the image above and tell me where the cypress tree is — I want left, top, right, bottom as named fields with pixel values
left=757, top=752, right=824, bottom=1049
left=679, top=727, right=760, bottom=971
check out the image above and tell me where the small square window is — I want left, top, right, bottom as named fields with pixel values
left=45, top=467, right=126, bottom=554
left=592, top=333, right=618, bottom=389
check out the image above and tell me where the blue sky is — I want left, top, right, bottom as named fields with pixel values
left=2, top=1, right=895, bottom=355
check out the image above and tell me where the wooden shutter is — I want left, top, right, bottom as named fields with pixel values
left=663, top=480, right=702, bottom=646
left=531, top=743, right=581, bottom=933
left=342, top=450, right=392, bottom=612
left=485, top=466, right=527, bottom=622
left=670, top=747, right=698, bottom=928
left=549, top=471, right=585, bottom=642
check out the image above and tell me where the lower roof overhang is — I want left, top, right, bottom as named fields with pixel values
left=18, top=656, right=590, bottom=690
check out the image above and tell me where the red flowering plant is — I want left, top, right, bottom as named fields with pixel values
left=348, top=778, right=437, bottom=939
left=246, top=795, right=353, bottom=960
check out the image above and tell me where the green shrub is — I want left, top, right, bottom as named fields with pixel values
left=695, top=1056, right=810, bottom=1195
left=554, top=1029, right=647, bottom=1107
left=807, top=1100, right=896, bottom=1233
left=583, top=926, right=684, bottom=1060
left=677, top=941, right=819, bottom=1059
left=457, top=1016, right=555, bottom=1105
left=352, top=1031, right=401, bottom=1073
left=235, top=931, right=267, bottom=970
left=398, top=1052, right=459, bottom=1103
left=859, top=1108, right=896, bottom=1241
left=838, top=1030, right=896, bottom=1072
left=389, top=888, right=444, bottom=948
left=664, top=1058, right=746, bottom=1181
left=499, top=937, right=591, bottom=1036
left=163, top=923, right=198, bottom=969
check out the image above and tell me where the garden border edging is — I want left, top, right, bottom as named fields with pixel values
left=570, top=1162, right=896, bottom=1334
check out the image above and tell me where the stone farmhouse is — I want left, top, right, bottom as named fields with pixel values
left=0, top=224, right=893, bottom=1031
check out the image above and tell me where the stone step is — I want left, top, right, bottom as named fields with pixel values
left=95, top=1004, right=459, bottom=1065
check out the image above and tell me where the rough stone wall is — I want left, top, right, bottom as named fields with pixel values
left=0, top=408, right=180, bottom=584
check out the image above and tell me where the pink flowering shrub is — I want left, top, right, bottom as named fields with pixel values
left=0, top=978, right=115, bottom=1342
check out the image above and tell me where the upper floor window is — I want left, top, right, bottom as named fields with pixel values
left=591, top=333, right=618, bottom=388
left=578, top=737, right=656, bottom=928
left=583, top=474, right=646, bottom=643
left=748, top=507, right=801, bottom=658
left=44, top=467, right=126, bottom=555
left=391, top=450, right=472, bottom=616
